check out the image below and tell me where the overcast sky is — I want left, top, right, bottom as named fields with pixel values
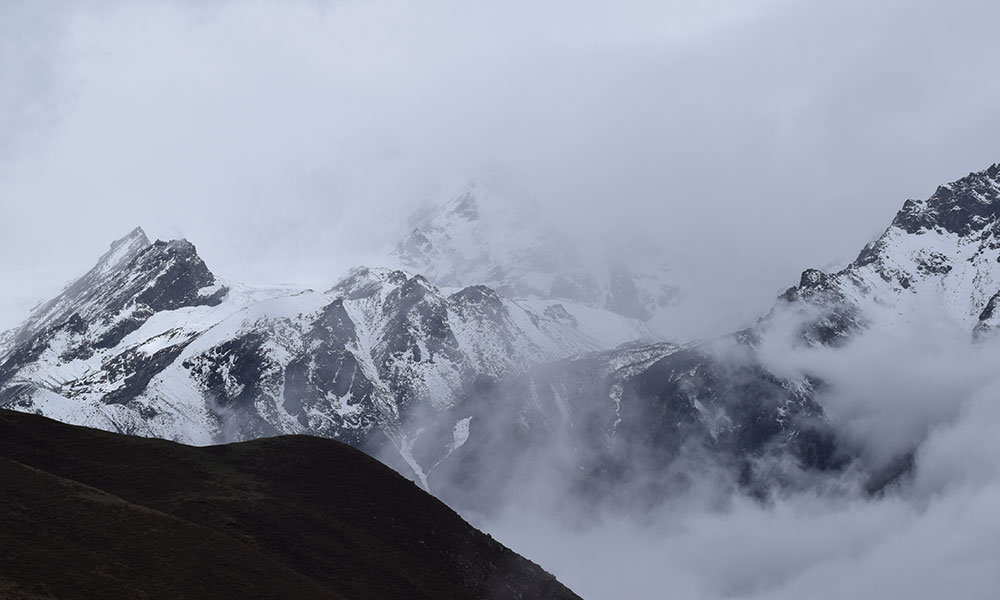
left=2, top=0, right=1000, bottom=333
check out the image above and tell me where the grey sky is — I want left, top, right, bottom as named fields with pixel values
left=3, top=0, right=1000, bottom=334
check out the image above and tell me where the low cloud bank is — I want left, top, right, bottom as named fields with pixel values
left=484, top=317, right=1000, bottom=599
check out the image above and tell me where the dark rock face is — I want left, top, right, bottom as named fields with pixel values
left=89, top=239, right=225, bottom=348
left=376, top=275, right=463, bottom=414
left=283, top=299, right=378, bottom=443
left=133, top=240, right=226, bottom=312
left=780, top=268, right=846, bottom=306
left=193, top=333, right=276, bottom=410
left=891, top=165, right=1000, bottom=236
left=103, top=341, right=194, bottom=406
left=449, top=286, right=508, bottom=322
left=181, top=332, right=284, bottom=440
left=777, top=271, right=866, bottom=347
left=973, top=290, right=1000, bottom=339
left=978, top=290, right=1000, bottom=322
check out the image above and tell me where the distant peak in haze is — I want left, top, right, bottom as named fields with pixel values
left=440, top=180, right=486, bottom=222
left=393, top=179, right=685, bottom=324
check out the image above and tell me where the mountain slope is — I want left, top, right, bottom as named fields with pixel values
left=780, top=163, right=1000, bottom=341
left=0, top=230, right=653, bottom=489
left=0, top=409, right=581, bottom=600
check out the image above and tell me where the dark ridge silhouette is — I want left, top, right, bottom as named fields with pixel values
left=0, top=410, right=580, bottom=600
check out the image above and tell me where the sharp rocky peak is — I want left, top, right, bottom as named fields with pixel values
left=889, top=163, right=1000, bottom=237
left=106, top=226, right=151, bottom=257
left=8, top=227, right=152, bottom=346
left=4, top=227, right=225, bottom=357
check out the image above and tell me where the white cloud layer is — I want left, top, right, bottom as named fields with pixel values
left=488, top=319, right=1000, bottom=599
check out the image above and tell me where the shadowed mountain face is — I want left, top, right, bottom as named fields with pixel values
left=0, top=409, right=581, bottom=600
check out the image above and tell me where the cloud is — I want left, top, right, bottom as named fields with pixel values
left=3, top=0, right=1000, bottom=335
left=484, top=307, right=1000, bottom=599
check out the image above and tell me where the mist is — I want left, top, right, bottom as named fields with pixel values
left=481, top=314, right=1000, bottom=600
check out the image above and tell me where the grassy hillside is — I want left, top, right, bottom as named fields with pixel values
left=0, top=410, right=580, bottom=600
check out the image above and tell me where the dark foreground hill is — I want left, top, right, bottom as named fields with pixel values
left=0, top=410, right=580, bottom=600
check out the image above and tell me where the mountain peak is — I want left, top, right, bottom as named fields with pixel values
left=393, top=180, right=684, bottom=324
left=778, top=161, right=1000, bottom=341
left=442, top=183, right=483, bottom=222
left=891, top=163, right=1000, bottom=236
left=117, top=226, right=150, bottom=246
left=3, top=228, right=223, bottom=357
left=4, top=227, right=153, bottom=346
left=92, top=226, right=152, bottom=276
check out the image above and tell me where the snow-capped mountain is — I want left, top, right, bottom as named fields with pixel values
left=394, top=179, right=685, bottom=322
left=0, top=228, right=652, bottom=488
left=0, top=227, right=225, bottom=357
left=4, top=162, right=999, bottom=512
left=780, top=163, right=1000, bottom=342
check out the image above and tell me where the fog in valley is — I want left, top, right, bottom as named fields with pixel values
left=482, top=312, right=1000, bottom=599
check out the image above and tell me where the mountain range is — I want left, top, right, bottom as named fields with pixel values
left=3, top=163, right=999, bottom=516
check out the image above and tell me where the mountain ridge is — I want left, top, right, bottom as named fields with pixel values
left=0, top=230, right=655, bottom=493
left=3, top=161, right=999, bottom=514
left=780, top=162, right=1000, bottom=341
left=0, top=408, right=581, bottom=600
